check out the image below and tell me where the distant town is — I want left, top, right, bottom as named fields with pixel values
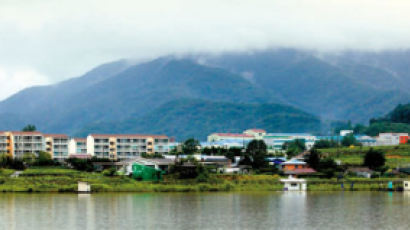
left=1, top=128, right=408, bottom=160
left=1, top=128, right=409, bottom=182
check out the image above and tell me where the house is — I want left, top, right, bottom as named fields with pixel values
left=124, top=157, right=175, bottom=175
left=347, top=167, right=374, bottom=178
left=266, top=157, right=286, bottom=167
left=283, top=168, right=317, bottom=176
left=281, top=159, right=308, bottom=171
left=280, top=176, right=307, bottom=191
left=243, top=129, right=266, bottom=139
left=376, top=133, right=409, bottom=146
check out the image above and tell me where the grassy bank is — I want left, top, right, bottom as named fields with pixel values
left=318, top=145, right=410, bottom=168
left=0, top=167, right=407, bottom=193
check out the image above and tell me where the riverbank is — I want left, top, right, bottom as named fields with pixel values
left=0, top=167, right=407, bottom=193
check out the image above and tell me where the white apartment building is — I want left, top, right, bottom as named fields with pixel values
left=87, top=134, right=169, bottom=160
left=45, top=134, right=69, bottom=160
left=0, top=132, right=8, bottom=154
left=68, top=138, right=88, bottom=156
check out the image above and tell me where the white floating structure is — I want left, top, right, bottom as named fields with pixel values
left=77, top=181, right=91, bottom=193
left=280, top=176, right=307, bottom=191
left=404, top=181, right=410, bottom=191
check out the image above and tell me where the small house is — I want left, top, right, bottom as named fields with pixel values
left=77, top=181, right=91, bottom=193
left=281, top=159, right=308, bottom=171
left=347, top=167, right=374, bottom=178
left=280, top=176, right=307, bottom=191
left=404, top=181, right=410, bottom=191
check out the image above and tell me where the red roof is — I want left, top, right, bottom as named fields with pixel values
left=44, top=134, right=68, bottom=138
left=213, top=133, right=254, bottom=138
left=90, top=134, right=168, bottom=139
left=247, top=129, right=266, bottom=133
left=284, top=168, right=317, bottom=175
left=69, top=154, right=92, bottom=159
left=8, top=131, right=42, bottom=135
left=73, top=138, right=86, bottom=142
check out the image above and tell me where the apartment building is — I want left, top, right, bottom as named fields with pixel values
left=376, top=133, right=409, bottom=146
left=68, top=138, right=88, bottom=155
left=3, top=131, right=44, bottom=158
left=45, top=134, right=69, bottom=160
left=0, top=132, right=9, bottom=154
left=87, top=134, right=169, bottom=160
left=207, top=133, right=255, bottom=142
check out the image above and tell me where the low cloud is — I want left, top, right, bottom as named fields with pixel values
left=0, top=67, right=49, bottom=100
left=1, top=0, right=410, bottom=99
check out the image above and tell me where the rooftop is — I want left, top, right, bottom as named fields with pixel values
left=246, top=129, right=266, bottom=133
left=211, top=133, right=254, bottom=138
left=44, top=134, right=68, bottom=138
left=90, top=134, right=168, bottom=139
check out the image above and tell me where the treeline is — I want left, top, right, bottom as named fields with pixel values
left=0, top=151, right=56, bottom=170
left=335, top=103, right=410, bottom=136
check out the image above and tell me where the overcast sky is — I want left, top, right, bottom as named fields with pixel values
left=1, top=0, right=410, bottom=100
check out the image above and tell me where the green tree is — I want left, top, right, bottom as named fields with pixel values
left=22, top=153, right=36, bottom=166
left=245, top=140, right=268, bottom=169
left=318, top=158, right=338, bottom=178
left=282, top=139, right=306, bottom=158
left=313, top=139, right=338, bottom=149
left=182, top=138, right=200, bottom=155
left=363, top=148, right=386, bottom=170
left=22, top=124, right=36, bottom=132
left=307, top=148, right=321, bottom=170
left=341, top=134, right=358, bottom=147
left=36, top=151, right=54, bottom=166
left=353, top=124, right=367, bottom=134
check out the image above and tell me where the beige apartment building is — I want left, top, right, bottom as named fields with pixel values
left=44, top=134, right=69, bottom=160
left=87, top=134, right=169, bottom=160
left=0, top=131, right=44, bottom=158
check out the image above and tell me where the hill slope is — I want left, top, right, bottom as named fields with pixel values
left=199, top=49, right=410, bottom=122
left=76, top=99, right=322, bottom=140
left=0, top=58, right=277, bottom=133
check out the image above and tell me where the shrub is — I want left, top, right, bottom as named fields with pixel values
left=102, top=167, right=118, bottom=177
left=363, top=148, right=386, bottom=171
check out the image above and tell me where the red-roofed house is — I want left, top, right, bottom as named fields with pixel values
left=244, top=129, right=267, bottom=139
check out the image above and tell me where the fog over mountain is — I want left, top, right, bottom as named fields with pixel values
left=0, top=49, right=408, bottom=139
left=2, top=0, right=410, bottom=100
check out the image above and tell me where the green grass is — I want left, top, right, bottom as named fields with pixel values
left=1, top=167, right=409, bottom=193
left=318, top=145, right=410, bottom=167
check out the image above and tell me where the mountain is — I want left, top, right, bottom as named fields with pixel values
left=0, top=57, right=277, bottom=134
left=0, top=49, right=409, bottom=138
left=197, top=49, right=410, bottom=122
left=76, top=99, right=322, bottom=140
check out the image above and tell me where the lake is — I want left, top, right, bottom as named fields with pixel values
left=1, top=192, right=409, bottom=229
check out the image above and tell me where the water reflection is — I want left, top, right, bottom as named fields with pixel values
left=1, top=192, right=410, bottom=230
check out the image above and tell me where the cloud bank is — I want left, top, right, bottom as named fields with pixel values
left=1, top=0, right=410, bottom=99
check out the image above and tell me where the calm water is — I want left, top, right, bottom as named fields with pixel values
left=1, top=192, right=410, bottom=230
